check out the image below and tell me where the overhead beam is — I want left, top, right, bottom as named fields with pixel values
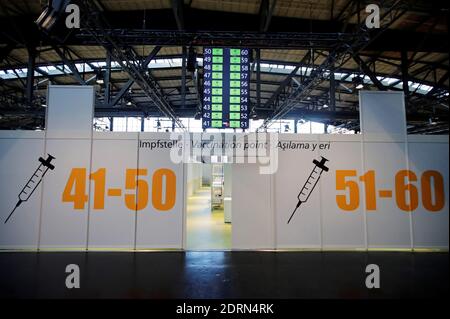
left=52, top=45, right=87, bottom=85
left=2, top=5, right=448, bottom=52
left=3, top=107, right=446, bottom=125
left=110, top=46, right=161, bottom=106
left=427, top=71, right=449, bottom=97
left=263, top=51, right=312, bottom=109
left=258, top=0, right=409, bottom=130
left=80, top=0, right=185, bottom=129
left=352, top=55, right=387, bottom=91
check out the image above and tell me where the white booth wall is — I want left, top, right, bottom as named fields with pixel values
left=231, top=134, right=449, bottom=250
left=186, top=161, right=202, bottom=197
left=0, top=87, right=448, bottom=251
left=202, top=164, right=212, bottom=186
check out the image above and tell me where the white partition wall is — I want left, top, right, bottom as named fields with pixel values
left=40, top=86, right=94, bottom=249
left=45, top=85, right=94, bottom=139
left=275, top=135, right=322, bottom=249
left=408, top=135, right=449, bottom=249
left=232, top=164, right=274, bottom=250
left=363, top=142, right=412, bottom=248
left=39, top=139, right=92, bottom=249
left=136, top=133, right=184, bottom=249
left=87, top=133, right=139, bottom=249
left=0, top=132, right=45, bottom=249
left=0, top=87, right=448, bottom=251
left=319, top=135, right=366, bottom=249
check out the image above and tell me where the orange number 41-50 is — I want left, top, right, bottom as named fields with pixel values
left=62, top=168, right=176, bottom=211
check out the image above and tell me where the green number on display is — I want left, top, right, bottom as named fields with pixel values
left=229, top=104, right=240, bottom=112
left=212, top=120, right=222, bottom=128
left=230, top=49, right=241, bottom=56
left=203, top=48, right=250, bottom=129
left=230, top=57, right=240, bottom=64
left=229, top=112, right=240, bottom=120
left=212, top=80, right=222, bottom=87
left=230, top=121, right=240, bottom=128
left=212, top=112, right=222, bottom=119
left=230, top=89, right=240, bottom=96
left=230, top=96, right=240, bottom=103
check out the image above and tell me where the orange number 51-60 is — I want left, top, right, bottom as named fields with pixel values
left=336, top=170, right=445, bottom=212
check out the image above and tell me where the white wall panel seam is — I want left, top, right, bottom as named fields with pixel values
left=182, top=162, right=187, bottom=250
left=361, top=137, right=369, bottom=251
left=270, top=168, right=275, bottom=249
left=358, top=92, right=368, bottom=250
left=405, top=137, right=415, bottom=250
left=133, top=133, right=140, bottom=250
left=85, top=133, right=94, bottom=251
left=273, top=163, right=278, bottom=249
left=36, top=136, right=47, bottom=251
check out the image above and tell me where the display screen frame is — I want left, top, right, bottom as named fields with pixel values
left=202, top=47, right=251, bottom=129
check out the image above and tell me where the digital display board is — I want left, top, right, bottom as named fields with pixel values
left=202, top=48, right=250, bottom=129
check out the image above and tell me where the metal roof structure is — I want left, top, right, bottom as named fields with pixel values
left=0, top=0, right=448, bottom=133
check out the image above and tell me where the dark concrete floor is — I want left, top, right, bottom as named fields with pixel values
left=0, top=252, right=447, bottom=299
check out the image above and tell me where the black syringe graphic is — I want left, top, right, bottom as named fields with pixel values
left=4, top=154, right=55, bottom=224
left=287, top=156, right=329, bottom=224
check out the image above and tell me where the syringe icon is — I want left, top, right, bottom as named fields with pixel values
left=287, top=156, right=329, bottom=224
left=4, top=154, right=55, bottom=224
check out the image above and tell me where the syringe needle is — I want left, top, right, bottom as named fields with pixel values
left=4, top=200, right=22, bottom=224
left=287, top=201, right=302, bottom=224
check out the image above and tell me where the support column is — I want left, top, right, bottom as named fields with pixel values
left=105, top=52, right=112, bottom=105
left=256, top=49, right=261, bottom=109
left=329, top=60, right=336, bottom=111
left=181, top=46, right=187, bottom=109
left=401, top=50, right=410, bottom=110
left=26, top=47, right=36, bottom=106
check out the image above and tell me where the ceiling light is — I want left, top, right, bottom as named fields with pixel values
left=323, top=104, right=329, bottom=108
left=35, top=0, right=71, bottom=32
left=356, top=84, right=364, bottom=89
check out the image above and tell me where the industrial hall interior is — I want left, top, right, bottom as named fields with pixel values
left=0, top=0, right=448, bottom=302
